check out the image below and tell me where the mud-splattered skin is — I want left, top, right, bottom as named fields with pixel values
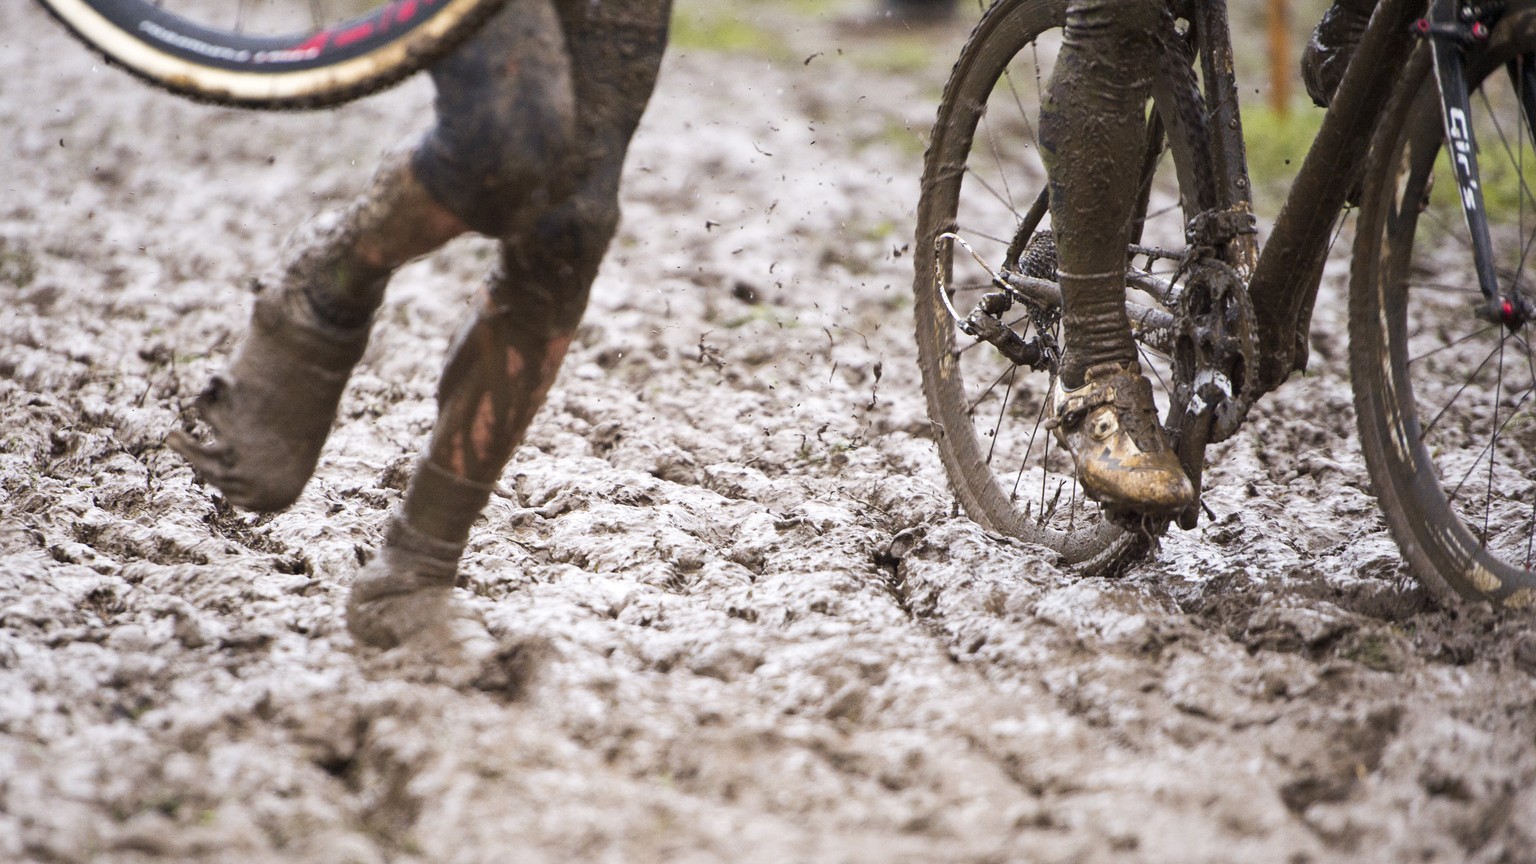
left=398, top=0, right=671, bottom=552
left=1038, top=0, right=1164, bottom=389
left=175, top=0, right=673, bottom=652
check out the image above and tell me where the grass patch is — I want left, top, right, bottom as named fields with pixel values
left=0, top=238, right=38, bottom=289
left=850, top=38, right=942, bottom=76
left=1429, top=143, right=1536, bottom=225
left=1239, top=101, right=1326, bottom=218
left=670, top=5, right=790, bottom=60
left=1240, top=93, right=1536, bottom=227
left=780, top=0, right=845, bottom=14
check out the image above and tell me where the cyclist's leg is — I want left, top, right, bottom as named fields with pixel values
left=1038, top=0, right=1192, bottom=515
left=348, top=0, right=673, bottom=651
left=412, top=0, right=581, bottom=237
left=1040, top=0, right=1159, bottom=388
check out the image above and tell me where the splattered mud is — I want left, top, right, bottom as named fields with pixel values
left=3, top=2, right=1535, bottom=862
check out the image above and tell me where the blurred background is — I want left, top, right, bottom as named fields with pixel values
left=669, top=0, right=1340, bottom=220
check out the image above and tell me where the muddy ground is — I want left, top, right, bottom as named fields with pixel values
left=3, top=2, right=1536, bottom=862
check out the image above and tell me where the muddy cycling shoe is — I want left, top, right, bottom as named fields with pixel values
left=347, top=516, right=495, bottom=661
left=1047, top=362, right=1194, bottom=516
left=1301, top=0, right=1372, bottom=107
left=167, top=285, right=370, bottom=511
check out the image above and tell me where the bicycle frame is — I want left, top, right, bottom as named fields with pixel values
left=914, top=0, right=1536, bottom=584
left=1204, top=0, right=1425, bottom=396
left=1205, top=0, right=1536, bottom=390
left=1156, top=0, right=1534, bottom=529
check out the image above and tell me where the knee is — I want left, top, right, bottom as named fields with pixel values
left=489, top=191, right=620, bottom=330
left=1066, top=0, right=1164, bottom=44
left=413, top=94, right=579, bottom=237
left=529, top=192, right=620, bottom=272
left=413, top=10, right=581, bottom=236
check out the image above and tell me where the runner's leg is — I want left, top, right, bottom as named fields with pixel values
left=163, top=0, right=579, bottom=510
left=348, top=0, right=673, bottom=650
left=164, top=150, right=471, bottom=511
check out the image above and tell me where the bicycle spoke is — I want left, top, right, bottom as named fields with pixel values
left=1010, top=381, right=1053, bottom=503
left=1479, top=339, right=1508, bottom=544
left=1137, top=343, right=1171, bottom=393
left=1324, top=202, right=1353, bottom=260
left=954, top=223, right=1017, bottom=249
left=1407, top=321, right=1500, bottom=365
left=1414, top=204, right=1524, bottom=278
left=1038, top=382, right=1056, bottom=526
left=1406, top=279, right=1497, bottom=294
left=1480, top=85, right=1536, bottom=220
left=980, top=96, right=1019, bottom=219
left=1479, top=77, right=1536, bottom=298
left=1419, top=335, right=1509, bottom=441
left=1001, top=50, right=1044, bottom=156
left=1445, top=383, right=1531, bottom=507
left=984, top=365, right=1020, bottom=467
left=968, top=364, right=1016, bottom=417
left=962, top=168, right=1027, bottom=227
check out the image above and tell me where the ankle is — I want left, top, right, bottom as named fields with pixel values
left=352, top=514, right=465, bottom=605
left=247, top=283, right=371, bottom=376
left=401, top=459, right=496, bottom=547
left=1060, top=358, right=1137, bottom=391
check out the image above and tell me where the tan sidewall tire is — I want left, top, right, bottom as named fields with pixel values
left=36, top=0, right=500, bottom=109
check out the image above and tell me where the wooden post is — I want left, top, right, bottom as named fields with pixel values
left=1269, top=0, right=1291, bottom=117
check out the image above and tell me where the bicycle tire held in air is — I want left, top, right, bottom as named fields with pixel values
left=35, top=0, right=505, bottom=109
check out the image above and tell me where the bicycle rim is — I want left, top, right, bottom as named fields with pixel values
left=913, top=0, right=1202, bottom=574
left=1351, top=11, right=1536, bottom=606
left=36, top=0, right=505, bottom=109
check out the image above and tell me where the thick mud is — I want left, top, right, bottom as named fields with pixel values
left=3, top=3, right=1535, bottom=862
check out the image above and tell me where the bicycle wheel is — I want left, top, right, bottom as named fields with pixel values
left=913, top=0, right=1211, bottom=574
left=35, top=0, right=505, bottom=109
left=1351, top=10, right=1536, bottom=606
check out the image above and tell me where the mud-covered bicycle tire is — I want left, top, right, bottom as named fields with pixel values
left=1350, top=7, right=1536, bottom=607
left=34, top=0, right=506, bottom=110
left=913, top=0, right=1212, bottom=576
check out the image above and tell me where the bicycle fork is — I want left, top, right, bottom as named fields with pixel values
left=1423, top=0, right=1536, bottom=328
